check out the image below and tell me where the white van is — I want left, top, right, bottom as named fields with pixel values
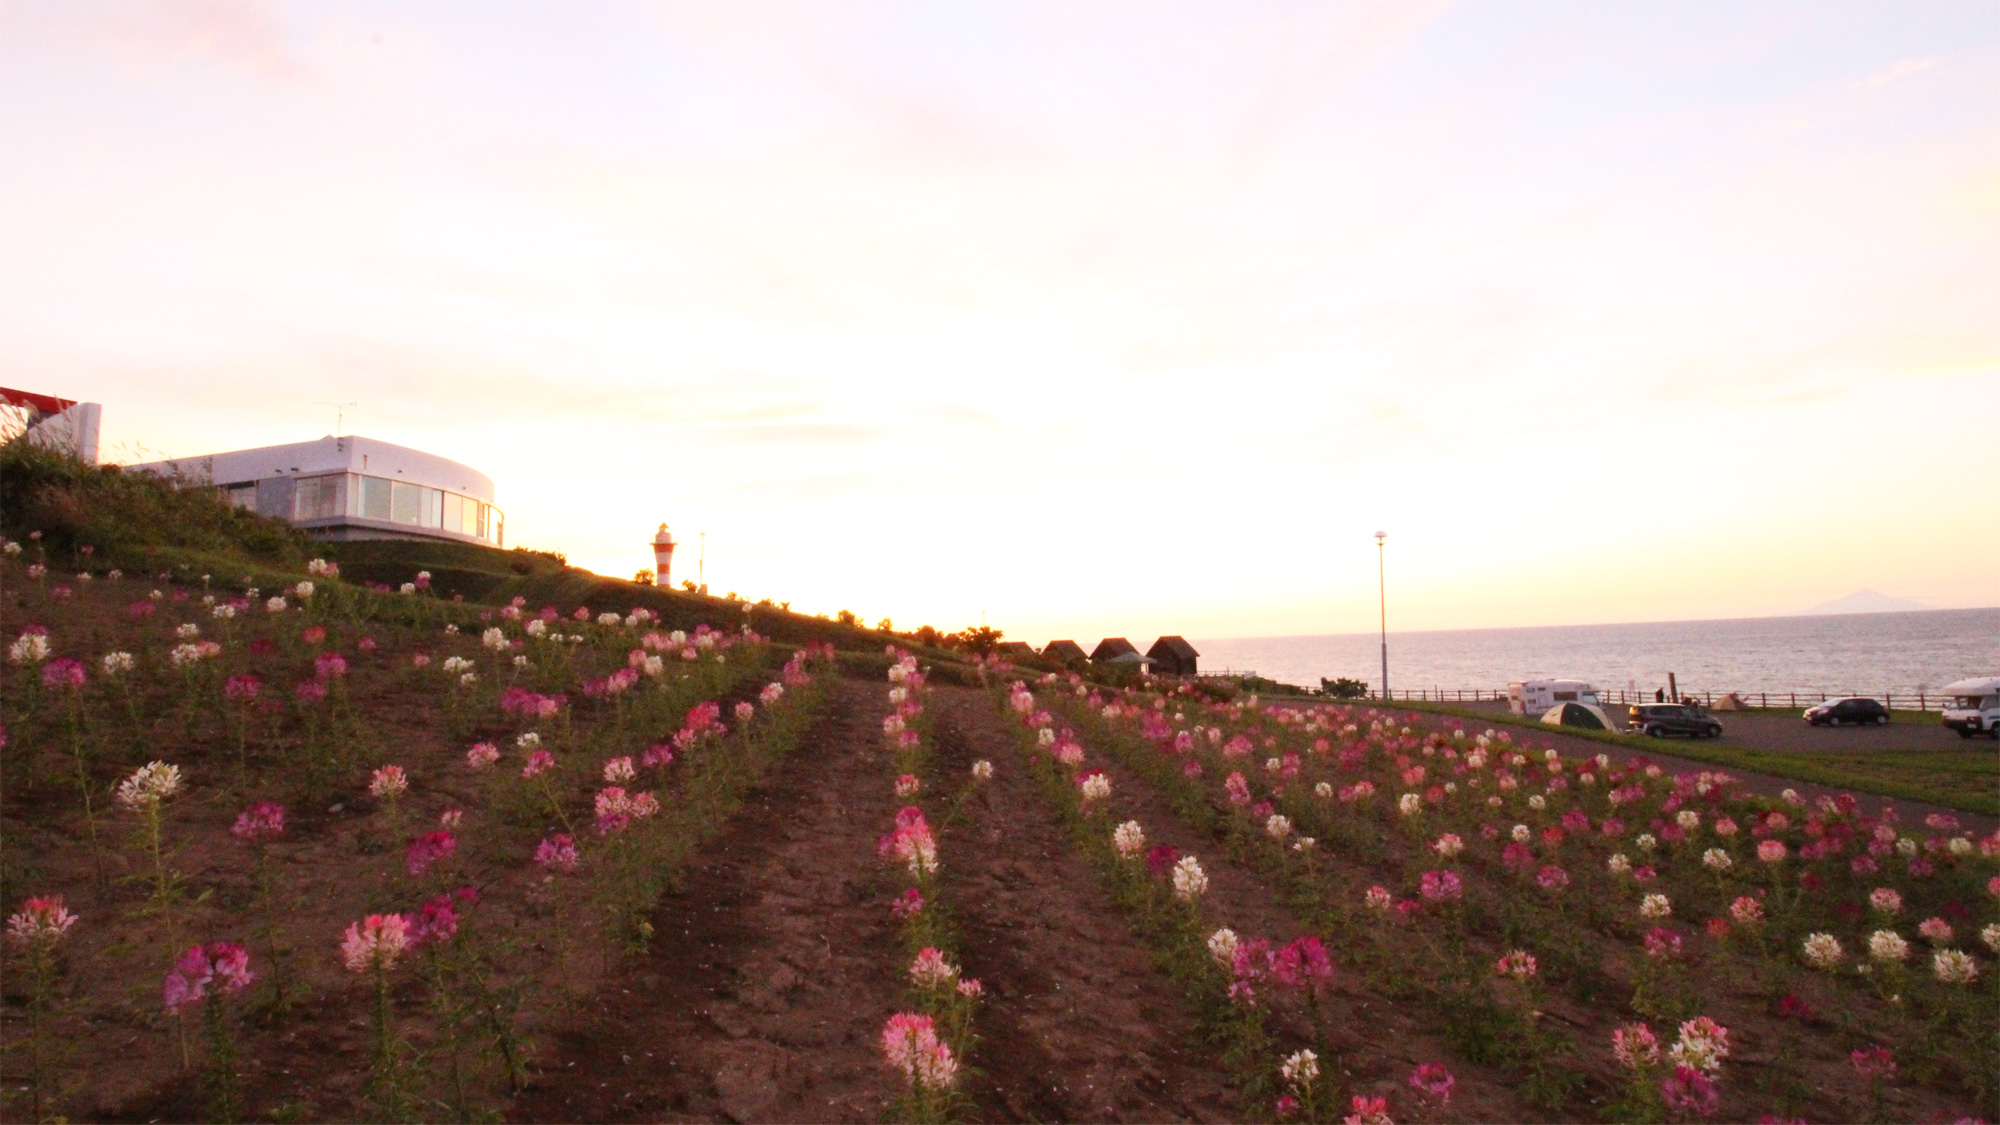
left=1940, top=676, right=2000, bottom=740
left=1509, top=679, right=1600, bottom=716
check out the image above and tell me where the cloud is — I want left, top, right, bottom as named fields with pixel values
left=1864, top=56, right=1940, bottom=89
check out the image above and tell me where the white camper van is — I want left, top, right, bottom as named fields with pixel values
left=1940, top=676, right=2000, bottom=740
left=1508, top=679, right=1601, bottom=716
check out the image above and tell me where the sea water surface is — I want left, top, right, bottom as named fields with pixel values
left=1195, top=608, right=2000, bottom=699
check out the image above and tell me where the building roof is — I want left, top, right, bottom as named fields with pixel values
left=131, top=435, right=495, bottom=502
left=997, top=642, right=1037, bottom=657
left=1148, top=635, right=1200, bottom=660
left=1042, top=640, right=1087, bottom=661
left=1091, top=637, right=1140, bottom=661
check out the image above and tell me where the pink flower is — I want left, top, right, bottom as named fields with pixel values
left=162, top=942, right=253, bottom=1014
left=1495, top=949, right=1538, bottom=980
left=314, top=652, right=348, bottom=679
left=534, top=834, right=579, bottom=872
left=1659, top=1065, right=1718, bottom=1118
left=521, top=750, right=555, bottom=779
left=603, top=756, right=637, bottom=783
left=222, top=673, right=261, bottom=701
left=1535, top=865, right=1570, bottom=890
left=909, top=947, right=959, bottom=989
left=340, top=914, right=410, bottom=972
left=1757, top=839, right=1788, bottom=864
left=890, top=888, right=925, bottom=919
left=230, top=801, right=286, bottom=842
left=1343, top=1094, right=1392, bottom=1125
left=1613, top=1022, right=1660, bottom=1069
left=1644, top=927, right=1683, bottom=960
left=881, top=1012, right=957, bottom=1090
left=466, top=742, right=500, bottom=769
left=895, top=773, right=922, bottom=798
left=1408, top=1062, right=1456, bottom=1106
left=733, top=701, right=755, bottom=724
left=1224, top=771, right=1252, bottom=806
left=293, top=679, right=327, bottom=705
left=405, top=830, right=457, bottom=876
left=368, top=765, right=408, bottom=800
left=956, top=978, right=983, bottom=999
left=6, top=896, right=79, bottom=948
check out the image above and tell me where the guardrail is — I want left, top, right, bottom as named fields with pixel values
left=1360, top=687, right=1955, bottom=712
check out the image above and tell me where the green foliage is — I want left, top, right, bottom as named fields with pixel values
left=1320, top=676, right=1370, bottom=699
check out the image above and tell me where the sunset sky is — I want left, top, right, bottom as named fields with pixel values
left=3, top=1, right=1996, bottom=643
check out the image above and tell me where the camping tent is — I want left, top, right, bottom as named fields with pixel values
left=1710, top=692, right=1749, bottom=711
left=1541, top=702, right=1614, bottom=731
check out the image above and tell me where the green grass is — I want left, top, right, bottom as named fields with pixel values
left=1388, top=701, right=1999, bottom=816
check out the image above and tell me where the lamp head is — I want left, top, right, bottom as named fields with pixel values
left=1374, top=530, right=1387, bottom=543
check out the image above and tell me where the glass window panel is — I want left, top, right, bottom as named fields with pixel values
left=462, top=497, right=478, bottom=534
left=293, top=475, right=341, bottom=521
left=442, top=492, right=461, bottom=533
left=360, top=476, right=391, bottom=521
left=390, top=480, right=421, bottom=525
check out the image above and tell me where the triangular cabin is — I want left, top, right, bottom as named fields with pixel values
left=1042, top=640, right=1088, bottom=665
left=996, top=641, right=1038, bottom=660
left=1090, top=637, right=1142, bottom=663
left=1147, top=635, right=1200, bottom=676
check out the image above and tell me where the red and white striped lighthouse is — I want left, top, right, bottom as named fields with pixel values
left=650, top=523, right=677, bottom=587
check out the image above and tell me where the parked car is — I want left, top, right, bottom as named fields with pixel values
left=1940, top=676, right=2000, bottom=740
left=1627, top=703, right=1723, bottom=739
left=1803, top=697, right=1890, bottom=726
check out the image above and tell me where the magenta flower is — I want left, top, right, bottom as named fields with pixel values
left=1849, top=1045, right=1896, bottom=1081
left=340, top=914, right=410, bottom=972
left=407, top=891, right=465, bottom=946
left=222, top=673, right=261, bottom=701
left=1535, top=864, right=1570, bottom=890
left=465, top=742, right=500, bottom=770
left=313, top=652, right=348, bottom=679
left=1146, top=844, right=1182, bottom=875
left=1644, top=927, right=1684, bottom=960
left=230, top=801, right=286, bottom=842
left=162, top=942, right=253, bottom=1014
left=533, top=834, right=580, bottom=872
left=293, top=679, right=327, bottom=705
left=405, top=830, right=457, bottom=876
left=891, top=888, right=925, bottom=919
left=1419, top=869, right=1464, bottom=902
left=40, top=658, right=86, bottom=690
left=1659, top=1065, right=1719, bottom=1118
left=1408, top=1062, right=1456, bottom=1106
left=521, top=750, right=555, bottom=779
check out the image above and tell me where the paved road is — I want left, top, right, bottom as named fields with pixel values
left=1449, top=698, right=1987, bottom=753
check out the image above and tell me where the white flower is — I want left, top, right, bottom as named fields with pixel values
left=1397, top=793, right=1422, bottom=817
left=442, top=656, right=475, bottom=674
left=1282, top=1049, right=1319, bottom=1088
left=1639, top=893, right=1672, bottom=920
left=1676, top=810, right=1701, bottom=832
left=175, top=623, right=201, bottom=640
left=1701, top=848, right=1732, bottom=872
left=1172, top=855, right=1209, bottom=902
left=116, top=761, right=184, bottom=810
left=1265, top=814, right=1292, bottom=841
left=100, top=651, right=136, bottom=675
left=295, top=580, right=316, bottom=599
left=211, top=604, right=235, bottom=620
left=459, top=672, right=478, bottom=687
left=481, top=627, right=508, bottom=650
left=1636, top=833, right=1658, bottom=852
left=1895, top=837, right=1918, bottom=857
left=1527, top=794, right=1547, bottom=811
left=444, top=624, right=459, bottom=635
left=1112, top=820, right=1146, bottom=858
left=1982, top=923, right=2000, bottom=955
left=1800, top=932, right=1843, bottom=970
left=1511, top=824, right=1531, bottom=843
left=1206, top=927, right=1239, bottom=966
left=1079, top=773, right=1112, bottom=804
left=8, top=633, right=51, bottom=665
left=1933, top=949, right=1978, bottom=984
left=1314, top=782, right=1333, bottom=798
left=513, top=655, right=530, bottom=668
left=524, top=619, right=547, bottom=637
left=516, top=732, right=542, bottom=750
left=971, top=760, right=993, bottom=780
left=1867, top=930, right=1910, bottom=963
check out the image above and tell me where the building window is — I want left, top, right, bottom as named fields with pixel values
left=442, top=492, right=462, bottom=533
left=359, top=475, right=391, bottom=521
left=390, top=480, right=422, bottom=525
left=223, top=483, right=257, bottom=511
left=293, top=474, right=342, bottom=521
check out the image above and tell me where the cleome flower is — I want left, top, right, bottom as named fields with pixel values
left=1867, top=929, right=1910, bottom=963
left=1112, top=820, right=1146, bottom=859
left=116, top=761, right=184, bottom=811
left=1932, top=949, right=1978, bottom=984
left=162, top=942, right=253, bottom=1015
left=908, top=947, right=959, bottom=990
left=1172, top=855, right=1209, bottom=902
left=1495, top=949, right=1538, bottom=981
left=1667, top=1016, right=1730, bottom=1075
left=880, top=1012, right=957, bottom=1091
left=230, top=801, right=286, bottom=842
left=533, top=834, right=580, bottom=872
left=1639, top=893, right=1672, bottom=921
left=6, top=896, right=79, bottom=948
left=340, top=913, right=410, bottom=972
left=368, top=765, right=409, bottom=801
left=1800, top=932, right=1844, bottom=970
left=1612, top=1022, right=1660, bottom=1069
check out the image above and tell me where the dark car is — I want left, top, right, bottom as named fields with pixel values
left=1804, top=697, right=1891, bottom=726
left=1627, top=704, right=1723, bottom=739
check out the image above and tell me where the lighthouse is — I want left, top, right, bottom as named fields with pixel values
left=650, top=523, right=677, bottom=587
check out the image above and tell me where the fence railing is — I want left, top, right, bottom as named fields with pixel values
left=1361, top=687, right=1954, bottom=712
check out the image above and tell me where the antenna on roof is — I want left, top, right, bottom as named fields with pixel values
left=315, top=402, right=359, bottom=449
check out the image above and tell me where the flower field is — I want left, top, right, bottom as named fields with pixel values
left=3, top=532, right=1996, bottom=1123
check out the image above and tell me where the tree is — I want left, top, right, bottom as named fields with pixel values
left=954, top=625, right=1003, bottom=655
left=836, top=609, right=859, bottom=626
left=876, top=617, right=894, bottom=633
left=1321, top=676, right=1369, bottom=699
left=632, top=569, right=654, bottom=585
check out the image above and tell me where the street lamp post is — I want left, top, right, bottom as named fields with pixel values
left=1375, top=531, right=1389, bottom=702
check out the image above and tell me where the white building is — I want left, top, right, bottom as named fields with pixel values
left=133, top=435, right=503, bottom=547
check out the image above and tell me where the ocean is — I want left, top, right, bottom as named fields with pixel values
left=1194, top=608, right=2000, bottom=701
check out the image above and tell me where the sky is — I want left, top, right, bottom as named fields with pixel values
left=3, top=0, right=1996, bottom=644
